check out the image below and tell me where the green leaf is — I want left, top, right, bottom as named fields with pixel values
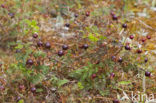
left=50, top=75, right=58, bottom=85
left=99, top=90, right=110, bottom=96
left=32, top=26, right=39, bottom=33
left=92, top=26, right=99, bottom=33
left=36, top=88, right=43, bottom=92
left=15, top=44, right=23, bottom=49
left=25, top=19, right=31, bottom=25
left=31, top=20, right=37, bottom=26
left=31, top=73, right=44, bottom=85
left=34, top=51, right=46, bottom=58
left=100, top=36, right=107, bottom=40
left=82, top=72, right=88, bottom=81
left=69, top=68, right=85, bottom=79
left=39, top=65, right=49, bottom=74
left=77, top=82, right=84, bottom=89
left=58, top=79, right=69, bottom=87
left=18, top=99, right=24, bottom=103
left=118, top=81, right=131, bottom=85
left=88, top=33, right=99, bottom=42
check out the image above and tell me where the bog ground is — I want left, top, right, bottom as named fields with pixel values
left=0, top=0, right=156, bottom=103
